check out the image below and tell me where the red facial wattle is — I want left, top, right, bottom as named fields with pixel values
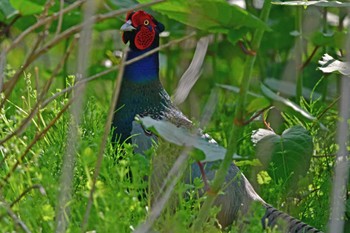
left=135, top=26, right=155, bottom=50
left=121, top=10, right=157, bottom=50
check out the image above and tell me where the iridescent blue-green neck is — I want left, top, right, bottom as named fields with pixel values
left=123, top=47, right=159, bottom=83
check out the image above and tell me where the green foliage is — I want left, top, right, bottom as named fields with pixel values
left=138, top=0, right=269, bottom=43
left=0, top=0, right=17, bottom=19
left=255, top=126, right=313, bottom=190
left=0, top=0, right=348, bottom=232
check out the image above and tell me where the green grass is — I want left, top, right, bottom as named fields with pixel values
left=1, top=1, right=349, bottom=232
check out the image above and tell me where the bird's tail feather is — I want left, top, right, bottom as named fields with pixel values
left=262, top=204, right=323, bottom=233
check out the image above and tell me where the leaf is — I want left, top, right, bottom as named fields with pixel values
left=227, top=28, right=249, bottom=45
left=137, top=0, right=269, bottom=33
left=272, top=0, right=350, bottom=7
left=311, top=31, right=346, bottom=48
left=216, top=83, right=262, bottom=98
left=0, top=0, right=18, bottom=19
left=140, top=116, right=241, bottom=162
left=251, top=128, right=275, bottom=144
left=260, top=84, right=317, bottom=122
left=257, top=170, right=272, bottom=185
left=255, top=125, right=313, bottom=186
left=246, top=97, right=271, bottom=113
left=318, top=53, right=350, bottom=76
left=10, top=0, right=44, bottom=16
left=264, top=78, right=322, bottom=100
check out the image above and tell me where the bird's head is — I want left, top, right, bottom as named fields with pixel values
left=121, top=10, right=165, bottom=51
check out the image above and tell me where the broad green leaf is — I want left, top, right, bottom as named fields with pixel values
left=318, top=53, right=350, bottom=76
left=251, top=128, right=275, bottom=144
left=246, top=97, right=271, bottom=114
left=265, top=78, right=322, bottom=100
left=260, top=84, right=317, bottom=122
left=0, top=0, right=18, bottom=19
left=10, top=0, right=44, bottom=16
left=311, top=31, right=346, bottom=48
left=255, top=125, right=313, bottom=186
left=273, top=0, right=350, bottom=7
left=227, top=28, right=249, bottom=44
left=139, top=116, right=241, bottom=162
left=137, top=0, right=269, bottom=33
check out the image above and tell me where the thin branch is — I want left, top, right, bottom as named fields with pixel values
left=0, top=98, right=73, bottom=189
left=55, top=1, right=96, bottom=231
left=55, top=0, right=65, bottom=36
left=6, top=0, right=86, bottom=52
left=0, top=36, right=78, bottom=146
left=0, top=198, right=31, bottom=233
left=134, top=149, right=190, bottom=233
left=10, top=184, right=46, bottom=208
left=1, top=26, right=53, bottom=108
left=41, top=32, right=196, bottom=108
left=81, top=46, right=128, bottom=232
left=1, top=0, right=166, bottom=108
left=300, top=46, right=319, bottom=70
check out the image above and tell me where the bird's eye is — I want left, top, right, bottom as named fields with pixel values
left=144, top=19, right=149, bottom=25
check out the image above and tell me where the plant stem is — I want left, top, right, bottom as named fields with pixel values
left=191, top=0, right=272, bottom=231
left=295, top=7, right=303, bottom=103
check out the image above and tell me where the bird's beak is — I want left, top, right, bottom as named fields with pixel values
left=120, top=20, right=136, bottom=31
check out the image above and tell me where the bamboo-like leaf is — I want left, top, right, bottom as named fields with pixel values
left=273, top=0, right=350, bottom=7
left=261, top=84, right=317, bottom=121
left=0, top=0, right=18, bottom=19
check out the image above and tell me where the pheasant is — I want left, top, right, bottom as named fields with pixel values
left=112, top=10, right=322, bottom=232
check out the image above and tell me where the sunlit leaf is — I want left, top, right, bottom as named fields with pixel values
left=139, top=116, right=241, bottom=162
left=251, top=128, right=275, bottom=144
left=260, top=84, right=317, bottom=122
left=255, top=125, right=313, bottom=186
left=318, top=53, right=350, bottom=76
left=247, top=97, right=271, bottom=114
left=138, top=0, right=269, bottom=34
left=0, top=0, right=18, bottom=19
left=10, top=0, right=44, bottom=16
left=265, top=78, right=322, bottom=100
left=257, top=170, right=272, bottom=185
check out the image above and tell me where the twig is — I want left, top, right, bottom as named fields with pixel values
left=0, top=36, right=78, bottom=146
left=1, top=0, right=166, bottom=108
left=134, top=149, right=190, bottom=233
left=0, top=197, right=31, bottom=233
left=81, top=46, right=128, bottom=232
left=241, top=105, right=272, bottom=126
left=300, top=46, right=319, bottom=70
left=0, top=98, right=73, bottom=189
left=6, top=0, right=86, bottom=52
left=0, top=15, right=21, bottom=38
left=55, top=0, right=65, bottom=36
left=55, top=1, right=96, bottom=231
left=41, top=32, right=196, bottom=108
left=135, top=76, right=218, bottom=232
left=10, top=184, right=46, bottom=208
left=0, top=49, right=5, bottom=93
left=1, top=23, right=53, bottom=108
